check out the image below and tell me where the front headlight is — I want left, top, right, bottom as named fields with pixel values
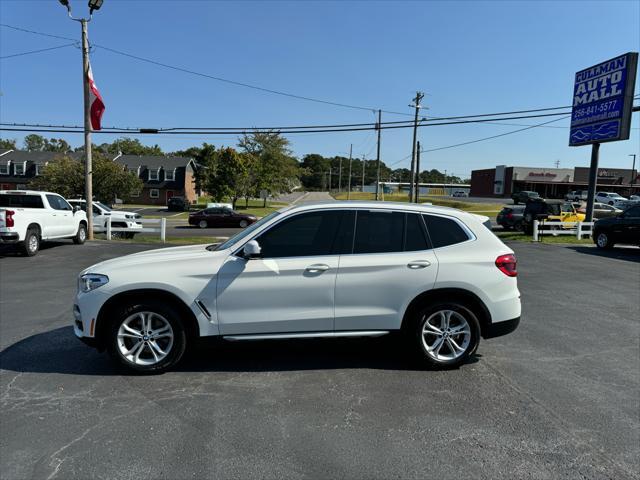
left=78, top=274, right=109, bottom=293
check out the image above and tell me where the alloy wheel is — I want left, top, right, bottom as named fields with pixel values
left=421, top=310, right=471, bottom=362
left=198, top=220, right=207, bottom=229
left=28, top=234, right=39, bottom=253
left=117, top=311, right=174, bottom=366
left=597, top=233, right=608, bottom=248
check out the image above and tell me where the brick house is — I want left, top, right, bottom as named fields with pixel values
left=0, top=149, right=83, bottom=190
left=113, top=154, right=198, bottom=205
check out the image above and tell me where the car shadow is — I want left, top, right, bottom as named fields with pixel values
left=565, top=245, right=640, bottom=263
left=0, top=241, right=70, bottom=258
left=0, top=326, right=479, bottom=376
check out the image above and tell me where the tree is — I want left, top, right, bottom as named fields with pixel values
left=300, top=154, right=331, bottom=190
left=238, top=131, right=301, bottom=205
left=0, top=138, right=17, bottom=150
left=89, top=138, right=163, bottom=156
left=31, top=153, right=143, bottom=203
left=21, top=134, right=71, bottom=153
left=23, top=134, right=47, bottom=152
left=197, top=147, right=251, bottom=208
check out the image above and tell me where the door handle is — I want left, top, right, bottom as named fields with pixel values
left=305, top=264, right=330, bottom=273
left=407, top=260, right=431, bottom=269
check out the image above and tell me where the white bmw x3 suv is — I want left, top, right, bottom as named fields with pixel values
left=73, top=202, right=520, bottom=373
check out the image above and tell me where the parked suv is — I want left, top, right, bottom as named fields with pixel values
left=593, top=205, right=640, bottom=249
left=0, top=190, right=88, bottom=256
left=522, top=198, right=562, bottom=234
left=73, top=202, right=521, bottom=373
left=595, top=192, right=627, bottom=205
left=167, top=196, right=189, bottom=212
left=511, top=191, right=540, bottom=205
left=565, top=190, right=588, bottom=201
left=496, top=205, right=524, bottom=231
left=68, top=200, right=142, bottom=239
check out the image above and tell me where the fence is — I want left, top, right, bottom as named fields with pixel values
left=98, top=217, right=166, bottom=242
left=532, top=220, right=594, bottom=242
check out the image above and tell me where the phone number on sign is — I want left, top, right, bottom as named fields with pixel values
left=573, top=100, right=619, bottom=120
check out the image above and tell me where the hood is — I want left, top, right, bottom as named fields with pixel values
left=82, top=243, right=227, bottom=275
left=109, top=210, right=140, bottom=219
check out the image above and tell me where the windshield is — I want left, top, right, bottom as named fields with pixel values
left=213, top=211, right=281, bottom=251
left=96, top=202, right=112, bottom=211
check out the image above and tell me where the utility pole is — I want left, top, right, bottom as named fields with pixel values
left=630, top=154, right=637, bottom=187
left=362, top=155, right=366, bottom=193
left=338, top=156, right=342, bottom=193
left=409, top=92, right=424, bottom=203
left=375, top=109, right=382, bottom=201
left=328, top=168, right=332, bottom=192
left=347, top=144, right=353, bottom=200
left=415, top=141, right=421, bottom=203
left=554, top=159, right=560, bottom=168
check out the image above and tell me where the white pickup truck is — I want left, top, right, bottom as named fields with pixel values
left=0, top=190, right=88, bottom=256
left=68, top=199, right=143, bottom=239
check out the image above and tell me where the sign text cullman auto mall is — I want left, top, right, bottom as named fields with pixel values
left=569, top=52, right=638, bottom=146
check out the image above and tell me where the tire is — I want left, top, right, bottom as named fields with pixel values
left=73, top=223, right=87, bottom=244
left=608, top=201, right=614, bottom=206
left=239, top=220, right=248, bottom=228
left=198, top=220, right=208, bottom=229
left=595, top=231, right=614, bottom=249
left=107, top=300, right=187, bottom=374
left=514, top=221, right=524, bottom=232
left=21, top=228, right=40, bottom=257
left=411, top=302, right=480, bottom=369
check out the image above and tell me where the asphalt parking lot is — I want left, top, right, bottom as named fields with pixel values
left=1, top=241, right=639, bottom=479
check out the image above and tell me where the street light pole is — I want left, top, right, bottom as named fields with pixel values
left=59, top=0, right=104, bottom=240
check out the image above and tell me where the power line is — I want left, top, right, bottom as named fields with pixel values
left=0, top=42, right=77, bottom=60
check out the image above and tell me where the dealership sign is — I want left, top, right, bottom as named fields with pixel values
left=569, top=52, right=638, bottom=146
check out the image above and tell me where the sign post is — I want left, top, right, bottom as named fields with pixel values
left=569, top=52, right=638, bottom=222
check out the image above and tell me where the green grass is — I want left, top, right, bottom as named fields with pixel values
left=495, top=231, right=593, bottom=244
left=331, top=191, right=503, bottom=215
left=94, top=234, right=222, bottom=245
left=121, top=197, right=288, bottom=219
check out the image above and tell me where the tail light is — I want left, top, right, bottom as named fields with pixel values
left=496, top=254, right=517, bottom=277
left=505, top=212, right=513, bottom=219
left=5, top=210, right=15, bottom=228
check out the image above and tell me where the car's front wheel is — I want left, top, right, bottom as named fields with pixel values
left=239, top=220, right=248, bottom=228
left=595, top=231, right=614, bottom=249
left=413, top=303, right=480, bottom=369
left=107, top=301, right=187, bottom=373
left=198, top=220, right=208, bottom=229
left=73, top=223, right=87, bottom=244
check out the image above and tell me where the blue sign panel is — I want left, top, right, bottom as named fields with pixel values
left=569, top=52, right=638, bottom=146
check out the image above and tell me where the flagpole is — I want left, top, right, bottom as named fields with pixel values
left=81, top=18, right=94, bottom=239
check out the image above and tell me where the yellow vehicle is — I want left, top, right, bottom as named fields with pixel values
left=547, top=202, right=586, bottom=228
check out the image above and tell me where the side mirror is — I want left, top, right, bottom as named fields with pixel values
left=73, top=205, right=81, bottom=213
left=243, top=240, right=262, bottom=259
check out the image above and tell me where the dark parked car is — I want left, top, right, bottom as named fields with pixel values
left=576, top=202, right=622, bottom=220
left=167, top=196, right=189, bottom=212
left=188, top=207, right=257, bottom=229
left=522, top=198, right=562, bottom=234
left=511, top=191, right=540, bottom=205
left=592, top=205, right=640, bottom=249
left=496, top=205, right=525, bottom=231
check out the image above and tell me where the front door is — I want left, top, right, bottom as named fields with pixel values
left=335, top=210, right=438, bottom=331
left=45, top=194, right=75, bottom=237
left=166, top=190, right=174, bottom=204
left=619, top=206, right=640, bottom=244
left=216, top=210, right=347, bottom=335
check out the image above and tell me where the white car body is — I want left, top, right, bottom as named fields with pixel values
left=0, top=190, right=87, bottom=246
left=595, top=192, right=626, bottom=205
left=74, top=202, right=521, bottom=369
left=68, top=200, right=142, bottom=233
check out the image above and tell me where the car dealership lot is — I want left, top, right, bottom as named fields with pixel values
left=1, top=242, right=638, bottom=479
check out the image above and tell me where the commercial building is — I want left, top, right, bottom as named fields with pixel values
left=470, top=164, right=639, bottom=199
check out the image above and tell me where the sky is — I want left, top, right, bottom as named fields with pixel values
left=1, top=0, right=639, bottom=178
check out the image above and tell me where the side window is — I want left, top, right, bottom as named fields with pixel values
left=423, top=215, right=470, bottom=248
left=353, top=211, right=404, bottom=254
left=256, top=210, right=344, bottom=258
left=58, top=197, right=72, bottom=211
left=405, top=213, right=430, bottom=251
left=46, top=194, right=62, bottom=210
left=93, top=205, right=101, bottom=215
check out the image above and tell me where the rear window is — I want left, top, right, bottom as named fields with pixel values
left=423, top=215, right=470, bottom=248
left=0, top=194, right=44, bottom=208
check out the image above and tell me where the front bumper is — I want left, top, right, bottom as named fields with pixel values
left=0, top=232, right=20, bottom=244
left=484, top=316, right=520, bottom=339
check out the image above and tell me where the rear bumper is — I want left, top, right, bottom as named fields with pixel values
left=484, top=316, right=520, bottom=339
left=0, top=232, right=20, bottom=243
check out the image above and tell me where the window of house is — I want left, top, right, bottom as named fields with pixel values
left=131, top=190, right=140, bottom=197
left=165, top=169, right=175, bottom=181
left=422, top=215, right=470, bottom=248
left=149, top=169, right=159, bottom=181
left=150, top=189, right=160, bottom=198
left=0, top=163, right=9, bottom=175
left=14, top=163, right=25, bottom=175
left=35, top=164, right=43, bottom=176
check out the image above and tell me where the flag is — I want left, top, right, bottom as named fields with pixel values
left=87, top=62, right=105, bottom=130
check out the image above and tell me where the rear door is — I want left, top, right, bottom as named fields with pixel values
left=334, top=210, right=438, bottom=331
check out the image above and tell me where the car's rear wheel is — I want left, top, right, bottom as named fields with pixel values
left=514, top=221, right=524, bottom=232
left=198, top=220, right=208, bottom=229
left=239, top=220, right=248, bottom=228
left=595, top=231, right=614, bottom=249
left=21, top=228, right=40, bottom=256
left=412, top=303, right=480, bottom=369
left=107, top=300, right=187, bottom=373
